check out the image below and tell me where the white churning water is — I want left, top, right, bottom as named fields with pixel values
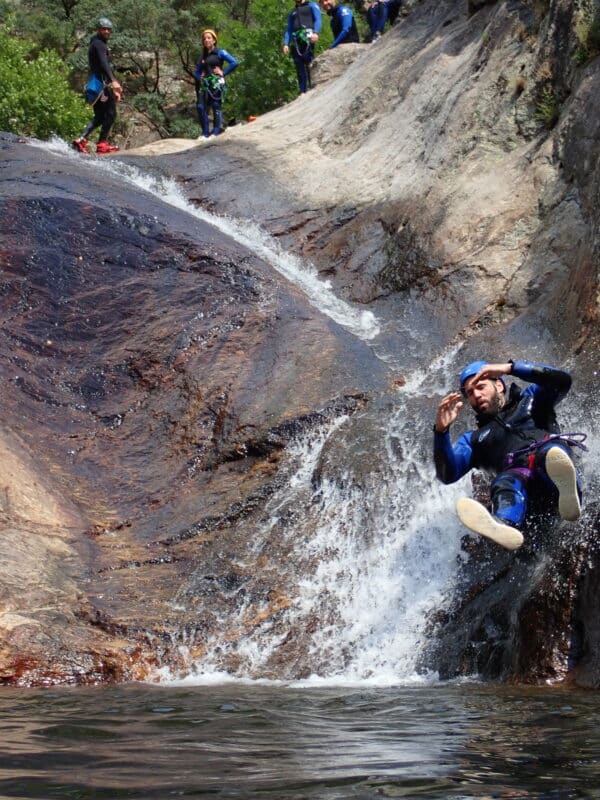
left=164, top=357, right=469, bottom=688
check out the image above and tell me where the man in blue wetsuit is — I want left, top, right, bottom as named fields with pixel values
left=283, top=0, right=322, bottom=94
left=321, top=0, right=360, bottom=47
left=434, top=360, right=584, bottom=549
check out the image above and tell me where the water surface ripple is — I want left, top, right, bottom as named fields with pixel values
left=0, top=683, right=599, bottom=799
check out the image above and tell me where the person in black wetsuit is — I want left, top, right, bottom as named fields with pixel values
left=283, top=0, right=322, bottom=94
left=433, top=359, right=585, bottom=549
left=73, top=18, right=123, bottom=155
left=321, top=0, right=360, bottom=47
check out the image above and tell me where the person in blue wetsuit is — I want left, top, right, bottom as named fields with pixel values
left=366, top=0, right=388, bottom=42
left=433, top=360, right=585, bottom=549
left=321, top=0, right=360, bottom=47
left=195, top=29, right=238, bottom=138
left=365, top=0, right=402, bottom=42
left=283, top=0, right=322, bottom=94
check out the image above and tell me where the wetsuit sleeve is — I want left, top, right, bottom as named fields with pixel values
left=284, top=12, right=294, bottom=45
left=310, top=2, right=323, bottom=33
left=194, top=57, right=204, bottom=81
left=510, top=360, right=572, bottom=404
left=433, top=430, right=474, bottom=484
left=217, top=50, right=238, bottom=76
left=330, top=7, right=354, bottom=46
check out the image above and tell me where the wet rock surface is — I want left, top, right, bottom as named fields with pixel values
left=0, top=136, right=386, bottom=683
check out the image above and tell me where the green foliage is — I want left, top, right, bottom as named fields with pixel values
left=535, top=84, right=559, bottom=127
left=225, top=0, right=298, bottom=120
left=574, top=0, right=600, bottom=64
left=0, top=24, right=89, bottom=138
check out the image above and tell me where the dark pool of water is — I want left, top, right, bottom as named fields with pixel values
left=0, top=681, right=598, bottom=799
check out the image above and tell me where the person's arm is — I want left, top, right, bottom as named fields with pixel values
left=284, top=12, right=294, bottom=48
left=433, top=391, right=472, bottom=484
left=511, top=360, right=571, bottom=403
left=330, top=7, right=354, bottom=47
left=217, top=50, right=238, bottom=76
left=473, top=361, right=571, bottom=405
left=194, top=57, right=205, bottom=81
left=310, top=2, right=323, bottom=34
left=434, top=429, right=474, bottom=485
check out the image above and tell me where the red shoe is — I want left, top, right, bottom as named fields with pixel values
left=72, top=138, right=89, bottom=154
left=96, top=141, right=119, bottom=155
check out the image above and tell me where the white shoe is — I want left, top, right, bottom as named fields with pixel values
left=456, top=497, right=524, bottom=550
left=545, top=446, right=581, bottom=521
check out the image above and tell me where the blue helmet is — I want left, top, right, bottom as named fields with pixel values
left=459, top=360, right=487, bottom=388
left=460, top=360, right=507, bottom=392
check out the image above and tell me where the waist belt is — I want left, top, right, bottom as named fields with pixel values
left=503, top=432, right=588, bottom=469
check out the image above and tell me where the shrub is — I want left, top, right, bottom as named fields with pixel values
left=574, top=0, right=600, bottom=64
left=0, top=25, right=89, bottom=138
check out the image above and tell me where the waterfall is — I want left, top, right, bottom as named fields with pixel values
left=163, top=351, right=469, bottom=687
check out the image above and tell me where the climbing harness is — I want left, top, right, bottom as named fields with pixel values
left=292, top=27, right=314, bottom=58
left=503, top=432, right=588, bottom=470
left=201, top=73, right=225, bottom=101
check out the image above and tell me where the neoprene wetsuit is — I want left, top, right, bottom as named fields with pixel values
left=329, top=4, right=360, bottom=47
left=80, top=33, right=118, bottom=144
left=433, top=360, right=582, bottom=528
left=284, top=2, right=322, bottom=93
left=195, top=48, right=238, bottom=137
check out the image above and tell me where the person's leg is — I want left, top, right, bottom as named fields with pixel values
left=75, top=104, right=103, bottom=147
left=538, top=444, right=581, bottom=521
left=490, top=469, right=529, bottom=528
left=97, top=92, right=117, bottom=143
left=455, top=496, right=524, bottom=550
left=211, top=97, right=223, bottom=134
left=292, top=48, right=309, bottom=93
left=387, top=0, right=402, bottom=25
left=197, top=93, right=210, bottom=137
left=455, top=468, right=529, bottom=550
left=374, top=1, right=388, bottom=35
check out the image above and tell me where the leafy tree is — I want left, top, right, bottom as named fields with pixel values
left=0, top=24, right=89, bottom=138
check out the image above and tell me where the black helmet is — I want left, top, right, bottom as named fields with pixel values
left=97, top=17, right=113, bottom=29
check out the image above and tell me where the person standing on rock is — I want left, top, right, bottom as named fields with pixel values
left=365, top=0, right=387, bottom=42
left=283, top=0, right=322, bottom=94
left=195, top=29, right=238, bottom=138
left=321, top=0, right=360, bottom=47
left=433, top=359, right=585, bottom=549
left=73, top=18, right=122, bottom=155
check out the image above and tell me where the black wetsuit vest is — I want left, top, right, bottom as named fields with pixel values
left=291, top=3, right=317, bottom=31
left=202, top=49, right=225, bottom=75
left=469, top=383, right=561, bottom=474
left=330, top=6, right=360, bottom=43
